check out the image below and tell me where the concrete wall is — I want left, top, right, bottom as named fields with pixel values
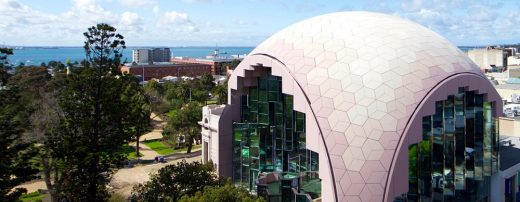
left=499, top=117, right=520, bottom=137
left=201, top=105, right=226, bottom=173
left=508, top=56, right=520, bottom=66
left=468, top=48, right=504, bottom=68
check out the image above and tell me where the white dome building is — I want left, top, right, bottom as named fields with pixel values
left=212, top=12, right=505, bottom=202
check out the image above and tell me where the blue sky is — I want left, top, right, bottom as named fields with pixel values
left=1, top=0, right=519, bottom=46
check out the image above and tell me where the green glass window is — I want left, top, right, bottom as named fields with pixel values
left=399, top=88, right=498, bottom=202
left=232, top=70, right=320, bottom=201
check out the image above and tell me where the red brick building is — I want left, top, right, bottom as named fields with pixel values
left=120, top=63, right=211, bottom=81
left=171, top=57, right=240, bottom=75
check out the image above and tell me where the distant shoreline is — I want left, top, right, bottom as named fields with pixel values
left=4, top=46, right=256, bottom=49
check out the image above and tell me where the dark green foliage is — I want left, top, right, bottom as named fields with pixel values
left=218, top=59, right=241, bottom=73
left=144, top=80, right=169, bottom=118
left=0, top=48, right=13, bottom=65
left=129, top=161, right=222, bottom=202
left=163, top=79, right=208, bottom=104
left=165, top=102, right=202, bottom=153
left=47, top=61, right=67, bottom=73
left=83, top=23, right=126, bottom=74
left=199, top=73, right=215, bottom=92
left=7, top=67, right=53, bottom=120
left=40, top=23, right=144, bottom=202
left=0, top=87, right=39, bottom=201
left=0, top=48, right=13, bottom=85
left=213, top=83, right=227, bottom=105
left=212, top=76, right=228, bottom=105
left=122, top=77, right=151, bottom=158
left=178, top=184, right=264, bottom=202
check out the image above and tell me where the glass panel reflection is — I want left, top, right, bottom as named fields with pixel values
left=232, top=70, right=321, bottom=201
left=398, top=88, right=498, bottom=202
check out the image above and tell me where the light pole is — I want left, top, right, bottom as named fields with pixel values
left=141, top=64, right=144, bottom=86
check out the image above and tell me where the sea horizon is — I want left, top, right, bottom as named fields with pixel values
left=7, top=46, right=255, bottom=66
left=3, top=45, right=500, bottom=66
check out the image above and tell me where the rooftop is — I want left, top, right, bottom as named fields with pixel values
left=495, top=83, right=520, bottom=90
left=123, top=62, right=210, bottom=68
left=500, top=136, right=520, bottom=171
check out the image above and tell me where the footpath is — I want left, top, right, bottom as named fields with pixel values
left=16, top=113, right=203, bottom=198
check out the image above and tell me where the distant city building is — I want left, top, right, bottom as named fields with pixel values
left=499, top=117, right=520, bottom=137
left=508, top=56, right=520, bottom=66
left=132, top=48, right=171, bottom=64
left=120, top=62, right=211, bottom=81
left=495, top=84, right=520, bottom=103
left=152, top=48, right=171, bottom=63
left=132, top=49, right=152, bottom=64
left=504, top=47, right=517, bottom=58
left=467, top=47, right=507, bottom=71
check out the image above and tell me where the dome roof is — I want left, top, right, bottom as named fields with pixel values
left=248, top=11, right=482, bottom=125
left=229, top=11, right=488, bottom=201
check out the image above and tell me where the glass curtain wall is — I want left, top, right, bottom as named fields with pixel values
left=232, top=70, right=320, bottom=201
left=397, top=87, right=499, bottom=202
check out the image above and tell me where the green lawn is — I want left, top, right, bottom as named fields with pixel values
left=122, top=145, right=142, bottom=159
left=171, top=144, right=202, bottom=153
left=20, top=191, right=45, bottom=202
left=143, top=140, right=175, bottom=155
left=206, top=99, right=218, bottom=105
left=166, top=110, right=175, bottom=118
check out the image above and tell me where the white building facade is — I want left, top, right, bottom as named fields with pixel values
left=199, top=105, right=225, bottom=172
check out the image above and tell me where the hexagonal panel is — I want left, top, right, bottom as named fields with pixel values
left=347, top=105, right=368, bottom=125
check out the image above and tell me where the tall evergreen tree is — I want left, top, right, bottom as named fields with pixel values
left=42, top=23, right=146, bottom=201
left=0, top=87, right=39, bottom=201
left=0, top=48, right=13, bottom=86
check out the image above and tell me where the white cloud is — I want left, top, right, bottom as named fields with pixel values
left=119, top=0, right=157, bottom=8
left=118, top=11, right=144, bottom=32
left=401, top=0, right=425, bottom=12
left=153, top=6, right=160, bottom=15
left=183, top=0, right=212, bottom=3
left=157, top=11, right=199, bottom=32
left=120, top=12, right=143, bottom=26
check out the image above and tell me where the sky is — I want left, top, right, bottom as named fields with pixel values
left=0, top=0, right=519, bottom=47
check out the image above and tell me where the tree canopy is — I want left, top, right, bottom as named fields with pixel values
left=0, top=47, right=13, bottom=86
left=130, top=160, right=222, bottom=202
left=178, top=184, right=264, bottom=202
left=164, top=102, right=202, bottom=153
left=37, top=23, right=147, bottom=202
left=0, top=86, right=39, bottom=201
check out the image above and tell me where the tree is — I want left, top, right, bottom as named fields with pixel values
left=122, top=77, right=151, bottom=159
left=0, top=48, right=13, bottom=86
left=213, top=76, right=228, bottom=105
left=7, top=67, right=52, bottom=118
left=178, top=184, right=264, bottom=202
left=213, top=84, right=227, bottom=105
left=47, top=61, right=67, bottom=73
left=167, top=102, right=202, bottom=153
left=129, top=160, right=223, bottom=202
left=199, top=73, right=215, bottom=93
left=0, top=87, right=39, bottom=201
left=41, top=23, right=142, bottom=202
left=144, top=80, right=169, bottom=118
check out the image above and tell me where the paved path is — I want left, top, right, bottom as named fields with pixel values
left=129, top=112, right=165, bottom=160
left=15, top=112, right=204, bottom=198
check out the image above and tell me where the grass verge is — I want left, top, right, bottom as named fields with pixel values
left=20, top=191, right=45, bottom=202
left=121, top=145, right=142, bottom=159
left=143, top=140, right=174, bottom=155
